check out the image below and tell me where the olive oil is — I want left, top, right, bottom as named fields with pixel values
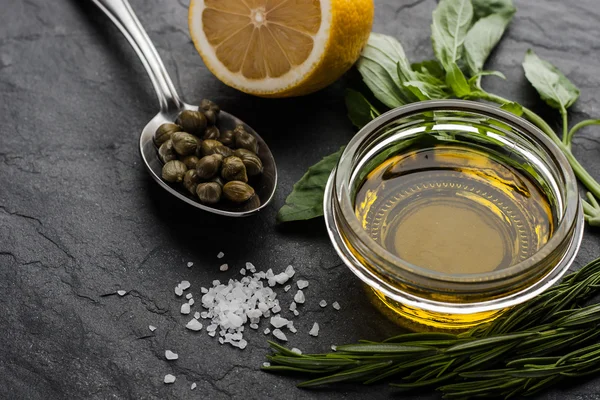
left=355, top=144, right=554, bottom=276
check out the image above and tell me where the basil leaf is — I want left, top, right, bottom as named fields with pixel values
left=446, top=63, right=471, bottom=97
left=471, top=0, right=515, bottom=20
left=357, top=33, right=417, bottom=108
left=412, top=60, right=446, bottom=80
left=345, top=89, right=380, bottom=129
left=501, top=101, right=524, bottom=117
left=431, top=0, right=473, bottom=69
left=464, top=11, right=515, bottom=76
left=467, top=70, right=506, bottom=86
left=522, top=49, right=580, bottom=112
left=404, top=81, right=450, bottom=101
left=277, top=148, right=344, bottom=223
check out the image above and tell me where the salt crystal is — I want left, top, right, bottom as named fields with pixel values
left=187, top=262, right=194, bottom=268
left=186, top=319, right=203, bottom=331
left=272, top=329, right=288, bottom=341
left=319, top=300, right=327, bottom=308
left=284, top=285, right=291, bottom=292
left=240, top=268, right=246, bottom=275
left=238, top=339, right=248, bottom=349
left=217, top=252, right=224, bottom=259
left=309, top=322, right=320, bottom=337
left=191, top=382, right=197, bottom=390
left=206, top=324, right=218, bottom=332
left=250, top=323, right=259, bottom=329
left=194, top=312, right=200, bottom=319
left=201, top=287, right=208, bottom=294
left=220, top=264, right=229, bottom=272
left=117, top=290, right=127, bottom=296
left=245, top=262, right=256, bottom=272
left=263, top=362, right=271, bottom=367
left=175, top=285, right=183, bottom=297
left=293, top=310, right=299, bottom=316
left=186, top=293, right=193, bottom=299
left=212, top=280, right=220, bottom=286
left=188, top=298, right=195, bottom=306
left=287, top=321, right=297, bottom=333
left=208, top=331, right=216, bottom=337
left=264, top=328, right=271, bottom=335
left=291, top=348, right=302, bottom=355
left=273, top=272, right=290, bottom=285
left=270, top=315, right=289, bottom=328
left=180, top=281, right=191, bottom=290
left=332, top=301, right=341, bottom=310
left=297, top=280, right=309, bottom=289
left=164, top=374, right=176, bottom=384
left=181, top=303, right=191, bottom=314
left=218, top=337, right=224, bottom=344
left=149, top=325, right=157, bottom=332
left=272, top=304, right=281, bottom=313
left=294, top=290, right=305, bottom=304
left=201, top=312, right=208, bottom=319
left=289, top=302, right=297, bottom=311
left=165, top=350, right=178, bottom=360
left=285, top=265, right=295, bottom=278
left=268, top=279, right=276, bottom=287
left=331, top=345, right=337, bottom=351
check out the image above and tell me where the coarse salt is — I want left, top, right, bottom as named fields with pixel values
left=319, top=300, right=327, bottom=308
left=117, top=290, right=127, bottom=296
left=165, top=350, right=178, bottom=360
left=164, top=374, right=176, bottom=384
left=332, top=301, right=341, bottom=310
left=180, top=281, right=191, bottom=290
left=294, top=290, right=305, bottom=304
left=309, top=322, right=320, bottom=337
left=285, top=265, right=295, bottom=278
left=331, top=345, right=337, bottom=351
left=272, top=329, right=287, bottom=341
left=188, top=298, right=195, bottom=306
left=149, top=325, right=157, bottom=332
left=187, top=262, right=194, bottom=268
left=291, top=348, right=302, bottom=355
left=264, top=328, right=271, bottom=335
left=201, top=287, right=208, bottom=294
left=217, top=252, right=224, bottom=259
left=186, top=319, right=203, bottom=331
left=219, top=264, right=229, bottom=272
left=297, top=280, right=309, bottom=289
left=194, top=311, right=200, bottom=319
left=175, top=285, right=183, bottom=297
left=240, top=268, right=246, bottom=275
left=191, top=382, right=197, bottom=390
left=181, top=303, right=191, bottom=315
left=186, top=293, right=193, bottom=299
left=284, top=285, right=291, bottom=292
left=270, top=315, right=289, bottom=328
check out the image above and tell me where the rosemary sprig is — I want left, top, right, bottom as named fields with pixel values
left=262, top=258, right=600, bottom=398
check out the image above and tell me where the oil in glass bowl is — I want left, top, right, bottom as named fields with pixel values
left=354, top=142, right=555, bottom=276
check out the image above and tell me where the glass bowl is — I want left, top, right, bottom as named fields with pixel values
left=323, top=100, right=584, bottom=330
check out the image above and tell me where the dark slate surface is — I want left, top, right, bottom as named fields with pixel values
left=1, top=0, right=599, bottom=398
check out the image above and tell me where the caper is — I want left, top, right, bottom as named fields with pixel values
left=214, top=145, right=233, bottom=158
left=181, top=155, right=200, bottom=170
left=183, top=169, right=201, bottom=194
left=235, top=131, right=258, bottom=154
left=200, top=99, right=220, bottom=114
left=162, top=160, right=187, bottom=183
left=158, top=139, right=178, bottom=163
left=196, top=182, right=222, bottom=204
left=223, top=181, right=255, bottom=203
left=196, top=154, right=223, bottom=179
left=175, top=110, right=207, bottom=136
left=221, top=156, right=248, bottom=182
left=203, top=126, right=220, bottom=140
left=154, top=123, right=181, bottom=146
left=219, top=130, right=235, bottom=147
left=201, top=139, right=222, bottom=156
left=172, top=131, right=198, bottom=156
left=234, top=148, right=263, bottom=176
left=204, top=109, right=217, bottom=126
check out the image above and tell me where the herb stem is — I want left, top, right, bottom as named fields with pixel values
left=562, top=109, right=569, bottom=147
left=567, top=119, right=600, bottom=146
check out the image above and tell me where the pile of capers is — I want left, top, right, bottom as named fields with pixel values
left=154, top=99, right=262, bottom=205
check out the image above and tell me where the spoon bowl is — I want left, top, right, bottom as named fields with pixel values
left=92, top=0, right=277, bottom=217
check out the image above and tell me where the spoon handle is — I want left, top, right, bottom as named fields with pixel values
left=91, top=0, right=183, bottom=113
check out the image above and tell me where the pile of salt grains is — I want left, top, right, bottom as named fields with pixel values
left=173, top=258, right=340, bottom=352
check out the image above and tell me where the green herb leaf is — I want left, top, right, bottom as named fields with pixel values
left=471, top=0, right=515, bottom=20
left=357, top=33, right=417, bottom=108
left=431, top=0, right=473, bottom=69
left=522, top=49, right=580, bottom=112
left=412, top=60, right=446, bottom=80
left=276, top=148, right=343, bottom=223
left=468, top=71, right=506, bottom=86
left=464, top=12, right=514, bottom=76
left=404, top=80, right=450, bottom=101
left=345, top=89, right=380, bottom=129
left=446, top=63, right=471, bottom=97
left=500, top=101, right=523, bottom=116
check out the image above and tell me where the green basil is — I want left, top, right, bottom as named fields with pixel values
left=412, top=60, right=446, bottom=80
left=500, top=101, right=524, bottom=117
left=357, top=33, right=417, bottom=108
left=522, top=49, right=580, bottom=112
left=345, top=89, right=380, bottom=129
left=431, top=0, right=473, bottom=69
left=471, top=0, right=515, bottom=20
left=468, top=70, right=506, bottom=86
left=446, top=63, right=471, bottom=97
left=276, top=148, right=344, bottom=223
left=404, top=80, right=450, bottom=101
left=464, top=11, right=515, bottom=76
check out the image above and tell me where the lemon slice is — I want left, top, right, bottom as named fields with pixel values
left=189, top=0, right=374, bottom=97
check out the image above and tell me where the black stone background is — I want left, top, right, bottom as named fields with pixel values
left=1, top=0, right=600, bottom=398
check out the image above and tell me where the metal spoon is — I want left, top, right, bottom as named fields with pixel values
left=90, top=0, right=277, bottom=217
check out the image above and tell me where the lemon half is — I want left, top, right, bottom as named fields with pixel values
left=189, top=0, right=374, bottom=97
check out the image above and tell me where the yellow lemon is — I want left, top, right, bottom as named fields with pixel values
left=189, top=0, right=374, bottom=97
